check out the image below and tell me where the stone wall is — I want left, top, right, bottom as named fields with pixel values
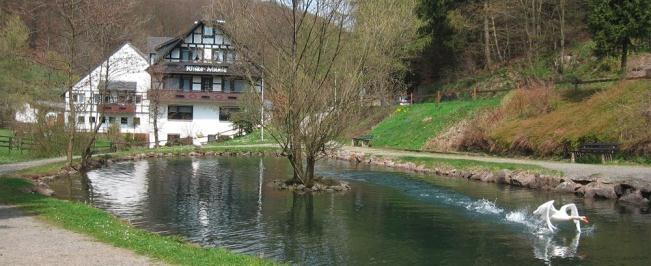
left=331, top=150, right=651, bottom=206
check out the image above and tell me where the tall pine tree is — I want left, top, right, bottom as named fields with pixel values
left=588, top=0, right=651, bottom=72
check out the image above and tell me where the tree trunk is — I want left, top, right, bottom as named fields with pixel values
left=290, top=138, right=303, bottom=182
left=305, top=155, right=316, bottom=187
left=483, top=0, right=492, bottom=70
left=620, top=39, right=629, bottom=74
left=152, top=97, right=160, bottom=148
left=66, top=83, right=76, bottom=166
left=559, top=0, right=565, bottom=73
left=153, top=112, right=159, bottom=147
left=491, top=15, right=503, bottom=62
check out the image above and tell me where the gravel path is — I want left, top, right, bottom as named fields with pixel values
left=343, top=146, right=651, bottom=184
left=0, top=205, right=162, bottom=265
left=0, top=157, right=70, bottom=176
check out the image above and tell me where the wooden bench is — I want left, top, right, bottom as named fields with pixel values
left=571, top=142, right=618, bottom=163
left=352, top=135, right=373, bottom=147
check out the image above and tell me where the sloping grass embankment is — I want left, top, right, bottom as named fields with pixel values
left=370, top=98, right=500, bottom=150
left=491, top=81, right=651, bottom=156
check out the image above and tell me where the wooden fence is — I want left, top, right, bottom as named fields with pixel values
left=412, top=76, right=651, bottom=104
left=0, top=135, right=34, bottom=154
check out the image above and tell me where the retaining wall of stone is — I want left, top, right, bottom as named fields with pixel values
left=331, top=150, right=651, bottom=206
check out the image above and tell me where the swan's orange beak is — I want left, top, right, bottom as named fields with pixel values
left=581, top=216, right=589, bottom=224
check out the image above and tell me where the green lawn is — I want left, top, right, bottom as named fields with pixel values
left=0, top=177, right=275, bottom=265
left=396, top=156, right=559, bottom=175
left=219, top=130, right=276, bottom=146
left=0, top=128, right=34, bottom=164
left=370, top=98, right=501, bottom=150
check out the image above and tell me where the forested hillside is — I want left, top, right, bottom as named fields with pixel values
left=368, top=0, right=651, bottom=161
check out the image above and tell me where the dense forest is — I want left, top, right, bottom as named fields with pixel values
left=2, top=0, right=650, bottom=99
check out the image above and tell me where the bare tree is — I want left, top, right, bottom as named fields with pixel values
left=148, top=65, right=165, bottom=148
left=210, top=0, right=424, bottom=186
left=49, top=0, right=94, bottom=166
left=78, top=0, right=141, bottom=170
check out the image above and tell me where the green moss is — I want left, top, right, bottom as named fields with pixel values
left=0, top=177, right=276, bottom=265
left=370, top=98, right=500, bottom=150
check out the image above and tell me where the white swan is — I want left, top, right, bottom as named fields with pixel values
left=533, top=200, right=589, bottom=232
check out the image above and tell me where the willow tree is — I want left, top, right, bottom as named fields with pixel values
left=210, top=0, right=424, bottom=186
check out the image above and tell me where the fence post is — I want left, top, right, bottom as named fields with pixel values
left=8, top=137, right=12, bottom=153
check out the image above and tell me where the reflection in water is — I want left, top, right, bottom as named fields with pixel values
left=532, top=232, right=581, bottom=263
left=49, top=157, right=651, bottom=265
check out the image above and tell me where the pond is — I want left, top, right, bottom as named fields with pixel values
left=50, top=157, right=651, bottom=265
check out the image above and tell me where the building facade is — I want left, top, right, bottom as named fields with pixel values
left=64, top=43, right=151, bottom=136
left=64, top=21, right=258, bottom=147
left=147, top=20, right=260, bottom=146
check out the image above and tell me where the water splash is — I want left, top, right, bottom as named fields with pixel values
left=466, top=199, right=504, bottom=215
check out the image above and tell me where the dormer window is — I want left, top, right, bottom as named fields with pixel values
left=213, top=49, right=224, bottom=63
left=204, top=26, right=213, bottom=37
left=193, top=48, right=203, bottom=61
left=181, top=48, right=192, bottom=61
left=203, top=26, right=214, bottom=44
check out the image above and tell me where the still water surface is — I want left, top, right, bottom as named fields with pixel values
left=50, top=157, right=651, bottom=265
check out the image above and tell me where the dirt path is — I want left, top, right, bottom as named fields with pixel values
left=0, top=205, right=162, bottom=265
left=0, top=157, right=70, bottom=176
left=343, top=146, right=651, bottom=184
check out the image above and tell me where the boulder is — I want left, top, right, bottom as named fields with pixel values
left=33, top=186, right=54, bottom=197
left=510, top=172, right=537, bottom=188
left=614, top=183, right=636, bottom=198
left=581, top=181, right=617, bottom=199
left=570, top=175, right=599, bottom=185
left=469, top=172, right=482, bottom=181
left=536, top=175, right=563, bottom=190
left=554, top=180, right=581, bottom=193
left=480, top=172, right=497, bottom=183
left=618, top=190, right=650, bottom=206
left=494, top=170, right=511, bottom=184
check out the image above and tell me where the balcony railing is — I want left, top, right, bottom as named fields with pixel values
left=99, top=103, right=136, bottom=114
left=157, top=89, right=241, bottom=104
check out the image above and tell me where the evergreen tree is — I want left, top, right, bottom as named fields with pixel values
left=587, top=0, right=651, bottom=72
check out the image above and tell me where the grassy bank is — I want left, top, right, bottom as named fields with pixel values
left=370, top=98, right=500, bottom=150
left=0, top=177, right=275, bottom=265
left=491, top=81, right=651, bottom=156
left=219, top=130, right=276, bottom=146
left=395, top=156, right=558, bottom=175
left=112, top=143, right=280, bottom=158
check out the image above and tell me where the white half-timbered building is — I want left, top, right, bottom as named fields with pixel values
left=64, top=42, right=151, bottom=136
left=147, top=20, right=261, bottom=146
left=64, top=20, right=260, bottom=147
